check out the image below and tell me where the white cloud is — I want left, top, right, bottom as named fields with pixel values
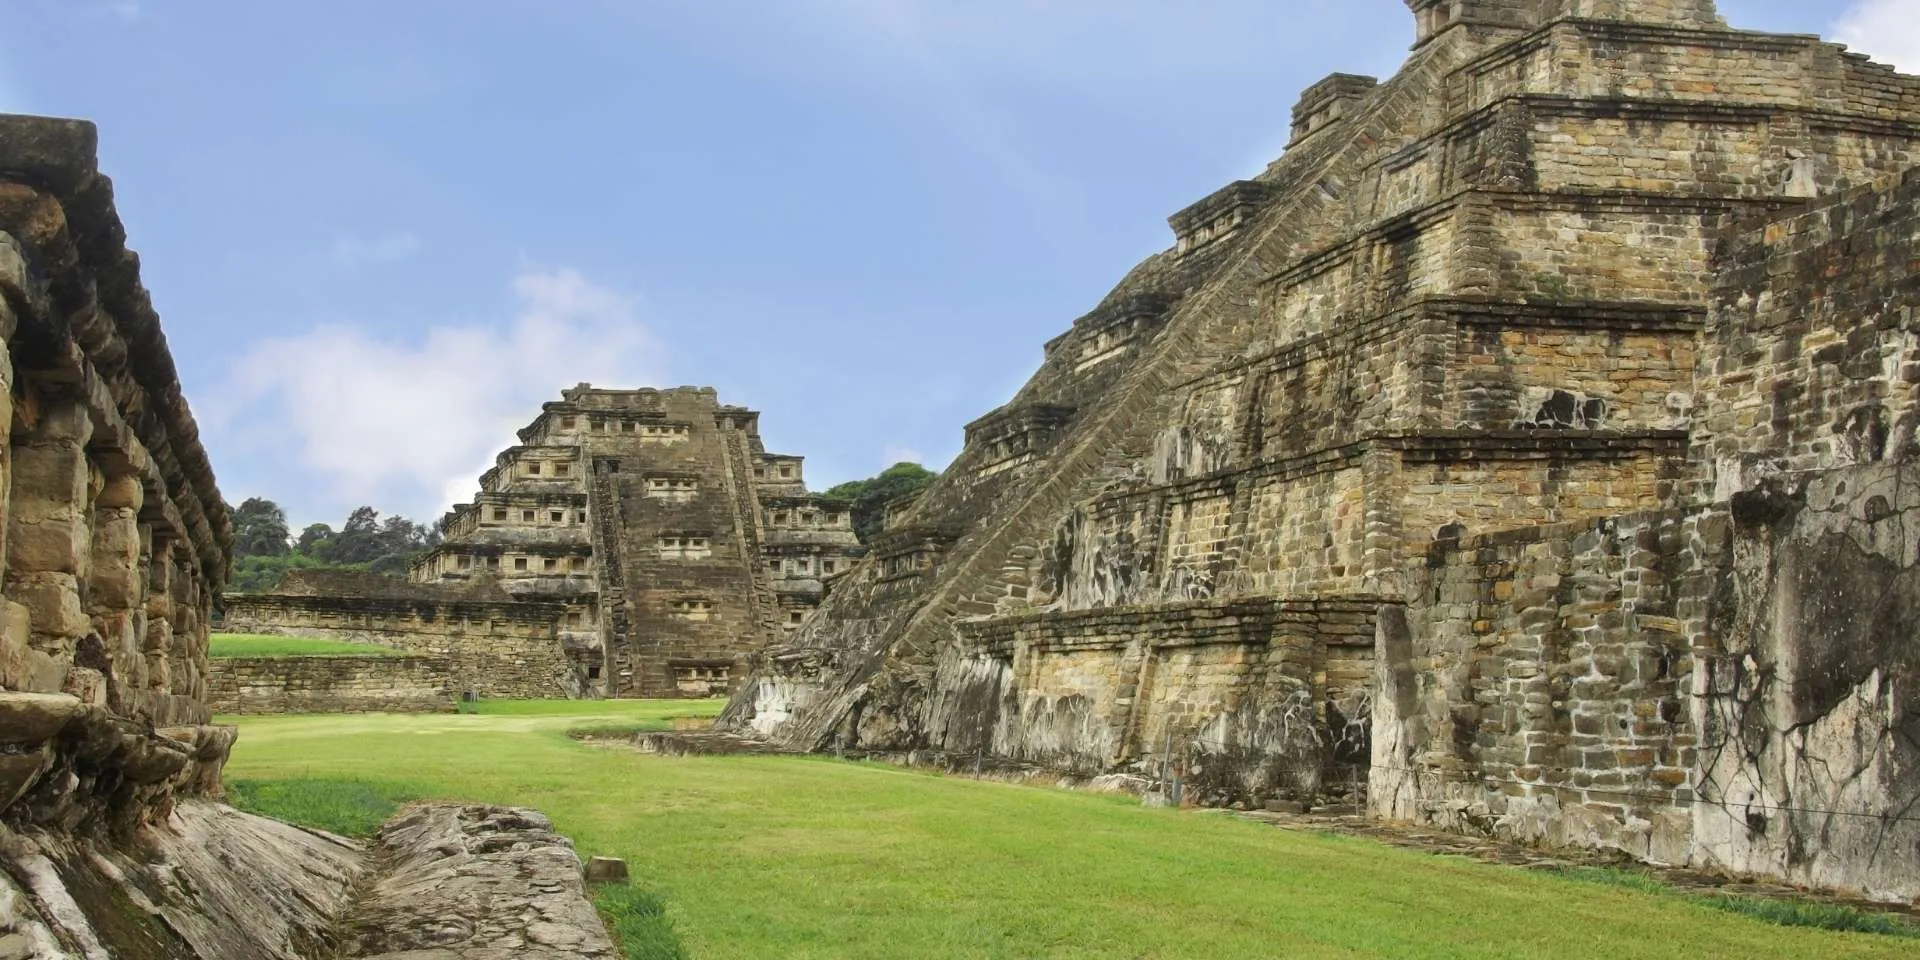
left=221, top=264, right=665, bottom=520
left=104, top=1, right=141, bottom=21
left=328, top=230, right=422, bottom=268
left=1834, top=0, right=1920, bottom=72
left=881, top=444, right=925, bottom=469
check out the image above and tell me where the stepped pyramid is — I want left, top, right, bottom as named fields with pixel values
left=720, top=0, right=1920, bottom=898
left=411, top=384, right=863, bottom=697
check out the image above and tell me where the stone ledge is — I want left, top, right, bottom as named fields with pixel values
left=0, top=691, right=233, bottom=836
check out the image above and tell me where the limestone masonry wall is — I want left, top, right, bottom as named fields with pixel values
left=221, top=570, right=572, bottom=700
left=207, top=654, right=456, bottom=714
left=725, top=1, right=1920, bottom=900
left=0, top=112, right=233, bottom=831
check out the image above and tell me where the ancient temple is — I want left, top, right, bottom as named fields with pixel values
left=721, top=0, right=1920, bottom=899
left=227, top=385, right=862, bottom=699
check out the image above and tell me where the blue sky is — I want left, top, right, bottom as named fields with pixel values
left=0, top=0, right=1913, bottom=528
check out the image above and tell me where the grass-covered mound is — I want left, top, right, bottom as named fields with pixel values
left=223, top=701, right=1916, bottom=960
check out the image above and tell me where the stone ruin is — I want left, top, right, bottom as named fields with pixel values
left=721, top=0, right=1920, bottom=901
left=221, top=386, right=863, bottom=701
left=0, top=115, right=616, bottom=958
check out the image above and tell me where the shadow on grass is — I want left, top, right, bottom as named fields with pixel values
left=1553, top=867, right=1919, bottom=939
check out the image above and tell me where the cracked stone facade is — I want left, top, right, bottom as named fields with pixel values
left=720, top=1, right=1920, bottom=899
left=224, top=386, right=862, bottom=700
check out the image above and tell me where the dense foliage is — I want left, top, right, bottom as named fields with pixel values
left=824, top=462, right=939, bottom=543
left=226, top=498, right=440, bottom=593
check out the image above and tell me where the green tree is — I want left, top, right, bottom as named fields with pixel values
left=228, top=497, right=292, bottom=559
left=825, top=462, right=939, bottom=544
left=226, top=506, right=440, bottom=593
left=296, top=523, right=334, bottom=555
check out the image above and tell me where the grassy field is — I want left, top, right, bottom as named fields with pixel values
left=221, top=702, right=1914, bottom=960
left=209, top=633, right=409, bottom=658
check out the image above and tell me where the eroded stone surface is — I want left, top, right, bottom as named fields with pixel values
left=0, top=801, right=361, bottom=960
left=341, top=805, right=618, bottom=960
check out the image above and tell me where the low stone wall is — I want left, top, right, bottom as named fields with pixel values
left=207, top=655, right=457, bottom=714
left=221, top=592, right=573, bottom=699
left=923, top=598, right=1377, bottom=804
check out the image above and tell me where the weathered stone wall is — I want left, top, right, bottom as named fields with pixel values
left=0, top=113, right=623, bottom=960
left=0, top=111, right=234, bottom=829
left=1693, top=165, right=1920, bottom=495
left=1378, top=458, right=1920, bottom=900
left=207, top=654, right=456, bottom=714
left=1374, top=510, right=1704, bottom=865
left=1374, top=167, right=1920, bottom=898
left=937, top=599, right=1376, bottom=803
left=1692, top=461, right=1920, bottom=901
left=0, top=114, right=375, bottom=960
left=0, top=115, right=230, bottom=729
left=221, top=578, right=571, bottom=700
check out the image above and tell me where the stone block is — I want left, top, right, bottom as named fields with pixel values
left=21, top=648, right=67, bottom=694
left=87, top=515, right=143, bottom=611
left=0, top=605, right=23, bottom=692
left=0, top=230, right=26, bottom=304
left=7, top=509, right=90, bottom=575
left=145, top=651, right=171, bottom=691
left=94, top=473, right=143, bottom=511
left=143, top=617, right=172, bottom=653
left=22, top=400, right=92, bottom=446
left=583, top=856, right=629, bottom=883
left=62, top=666, right=106, bottom=707
left=11, top=573, right=87, bottom=642
left=0, top=691, right=82, bottom=743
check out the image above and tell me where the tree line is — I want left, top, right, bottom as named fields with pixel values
left=227, top=498, right=441, bottom=593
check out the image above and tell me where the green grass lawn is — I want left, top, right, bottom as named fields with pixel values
left=209, top=633, right=409, bottom=658
left=466, top=698, right=727, bottom=718
left=220, top=702, right=1914, bottom=960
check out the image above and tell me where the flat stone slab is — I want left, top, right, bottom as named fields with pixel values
left=633, top=731, right=794, bottom=756
left=583, top=856, right=629, bottom=884
left=0, top=693, right=82, bottom=744
left=341, top=804, right=618, bottom=959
